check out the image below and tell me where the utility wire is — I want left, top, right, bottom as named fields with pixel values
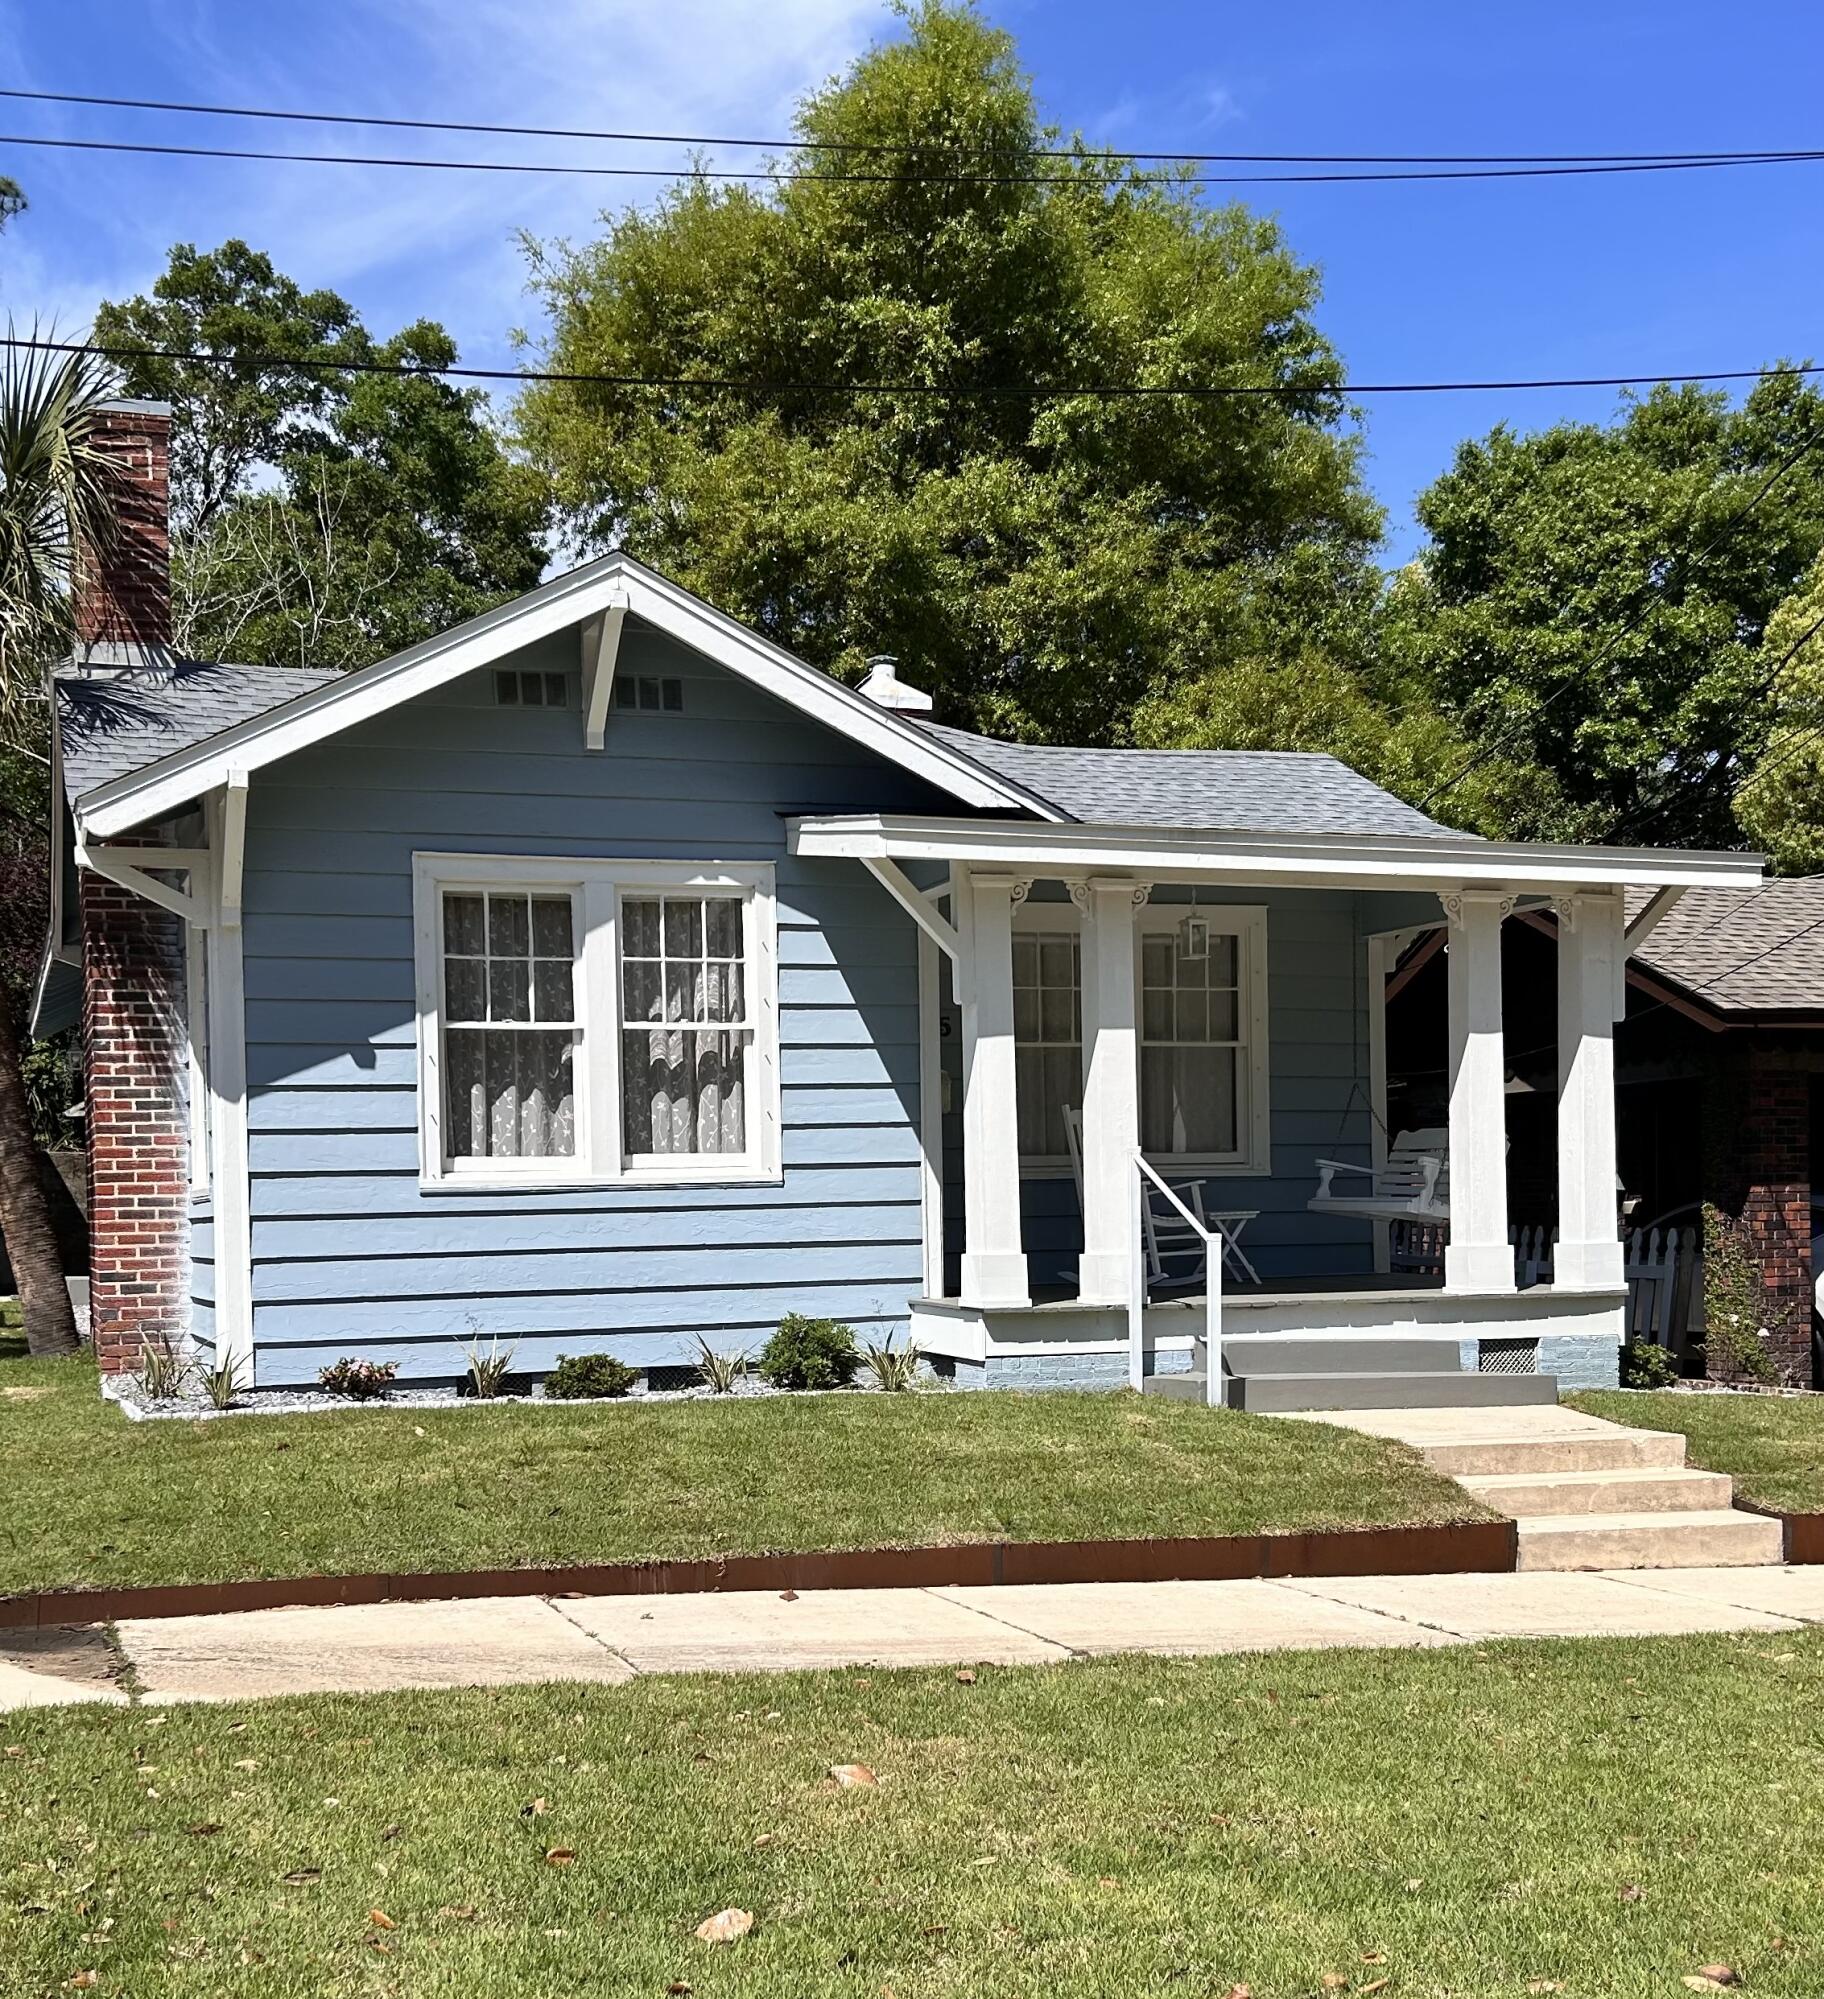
left=3, top=85, right=1818, bottom=170
left=5, top=126, right=1824, bottom=188
left=7, top=335, right=1822, bottom=404
left=1412, top=411, right=1824, bottom=815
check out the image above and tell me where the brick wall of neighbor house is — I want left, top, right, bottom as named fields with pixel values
left=79, top=870, right=189, bottom=1372
left=1702, top=1043, right=1816, bottom=1387
left=74, top=399, right=190, bottom=1374
left=73, top=402, right=172, bottom=653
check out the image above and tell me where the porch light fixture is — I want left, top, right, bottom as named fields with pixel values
left=1177, top=910, right=1212, bottom=961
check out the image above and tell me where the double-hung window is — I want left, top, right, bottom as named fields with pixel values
left=415, top=856, right=779, bottom=1187
left=1009, top=900, right=1270, bottom=1175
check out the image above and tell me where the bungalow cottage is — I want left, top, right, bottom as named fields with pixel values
left=35, top=403, right=1765, bottom=1410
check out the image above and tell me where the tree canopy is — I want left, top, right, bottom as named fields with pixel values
left=1732, top=551, right=1824, bottom=871
left=1383, top=373, right=1824, bottom=848
left=96, top=243, right=549, bottom=671
left=517, top=0, right=1382, bottom=748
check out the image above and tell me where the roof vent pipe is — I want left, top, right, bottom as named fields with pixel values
left=858, top=654, right=934, bottom=714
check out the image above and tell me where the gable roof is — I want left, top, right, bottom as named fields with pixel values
left=917, top=722, right=1464, bottom=841
left=64, top=554, right=1062, bottom=837
left=1626, top=877, right=1824, bottom=1017
left=58, top=657, right=344, bottom=800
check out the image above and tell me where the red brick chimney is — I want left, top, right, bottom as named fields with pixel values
left=74, top=399, right=172, bottom=653
left=73, top=398, right=190, bottom=1373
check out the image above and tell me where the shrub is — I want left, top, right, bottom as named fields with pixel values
left=1621, top=1340, right=1681, bottom=1390
left=758, top=1314, right=860, bottom=1391
left=1700, top=1204, right=1779, bottom=1385
left=318, top=1357, right=398, bottom=1401
left=694, top=1337, right=747, bottom=1394
left=544, top=1352, right=638, bottom=1400
left=462, top=1336, right=518, bottom=1399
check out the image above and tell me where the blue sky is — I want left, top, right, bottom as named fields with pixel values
left=2, top=0, right=1820, bottom=560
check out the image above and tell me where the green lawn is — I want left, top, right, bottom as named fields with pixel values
left=0, top=1339, right=1484, bottom=1596
left=6, top=1633, right=1822, bottom=1996
left=1571, top=1389, right=1824, bottom=1513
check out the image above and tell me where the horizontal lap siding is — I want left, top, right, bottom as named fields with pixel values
left=242, top=626, right=951, bottom=1386
left=190, top=1201, right=216, bottom=1357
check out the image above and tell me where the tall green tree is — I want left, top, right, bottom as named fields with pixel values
left=0, top=340, right=115, bottom=1359
left=1733, top=551, right=1824, bottom=870
left=1384, top=372, right=1824, bottom=847
left=97, top=243, right=549, bottom=672
left=518, top=0, right=1382, bottom=747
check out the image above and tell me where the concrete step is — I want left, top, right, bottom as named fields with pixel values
left=1462, top=1464, right=1735, bottom=1518
left=1417, top=1426, right=1688, bottom=1478
left=1221, top=1371, right=1560, bottom=1413
left=1515, top=1508, right=1784, bottom=1572
left=1223, top=1336, right=1462, bottom=1378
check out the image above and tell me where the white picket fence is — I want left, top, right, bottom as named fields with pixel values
left=1390, top=1220, right=1704, bottom=1358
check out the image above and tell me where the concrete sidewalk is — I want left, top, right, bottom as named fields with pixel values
left=7, top=1564, right=1824, bottom=1710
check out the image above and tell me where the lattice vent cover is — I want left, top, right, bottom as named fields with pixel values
left=1478, top=1338, right=1540, bottom=1375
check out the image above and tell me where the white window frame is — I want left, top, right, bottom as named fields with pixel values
left=1012, top=903, right=1084, bottom=1174
left=184, top=921, right=211, bottom=1198
left=412, top=853, right=781, bottom=1191
left=1136, top=903, right=1271, bottom=1176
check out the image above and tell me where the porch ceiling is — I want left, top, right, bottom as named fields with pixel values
left=786, top=813, right=1766, bottom=896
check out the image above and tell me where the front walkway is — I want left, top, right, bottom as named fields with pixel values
left=7, top=1563, right=1824, bottom=1711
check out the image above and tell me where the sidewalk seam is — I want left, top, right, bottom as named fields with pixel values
left=1590, top=1569, right=1815, bottom=1625
left=540, top=1597, right=644, bottom=1676
left=917, top=1588, right=1085, bottom=1661
left=1274, top=1578, right=1479, bottom=1643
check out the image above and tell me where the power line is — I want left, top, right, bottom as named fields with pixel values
left=3, top=85, right=1819, bottom=170
left=1412, top=413, right=1824, bottom=816
left=7, top=335, right=1821, bottom=404
left=6, top=126, right=1824, bottom=189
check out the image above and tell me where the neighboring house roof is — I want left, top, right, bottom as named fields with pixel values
left=917, top=722, right=1464, bottom=841
left=57, top=657, right=345, bottom=800
left=1627, top=877, right=1824, bottom=1017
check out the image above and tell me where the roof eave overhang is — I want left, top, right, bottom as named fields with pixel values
left=787, top=812, right=1768, bottom=895
left=71, top=556, right=1063, bottom=839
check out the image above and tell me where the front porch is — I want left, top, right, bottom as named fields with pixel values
left=787, top=810, right=1763, bottom=1405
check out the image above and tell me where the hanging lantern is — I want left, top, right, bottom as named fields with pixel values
left=1177, top=909, right=1211, bottom=961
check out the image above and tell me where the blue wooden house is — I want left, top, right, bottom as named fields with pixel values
left=38, top=403, right=1764, bottom=1409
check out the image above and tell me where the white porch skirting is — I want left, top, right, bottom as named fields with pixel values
left=909, top=1283, right=1626, bottom=1367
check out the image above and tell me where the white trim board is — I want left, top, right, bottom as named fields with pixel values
left=789, top=814, right=1767, bottom=894
left=75, top=554, right=1063, bottom=839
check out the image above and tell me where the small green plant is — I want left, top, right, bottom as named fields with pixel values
left=863, top=1336, right=923, bottom=1392
left=462, top=1336, right=518, bottom=1399
left=694, top=1337, right=747, bottom=1394
left=544, top=1352, right=638, bottom=1400
left=758, top=1314, right=860, bottom=1391
left=318, top=1357, right=398, bottom=1401
left=1621, top=1340, right=1680, bottom=1390
left=137, top=1338, right=190, bottom=1401
left=202, top=1353, right=247, bottom=1411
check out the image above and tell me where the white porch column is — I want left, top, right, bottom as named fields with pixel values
left=1443, top=889, right=1515, bottom=1294
left=955, top=867, right=1031, bottom=1307
left=1554, top=889, right=1625, bottom=1292
left=1073, top=876, right=1146, bottom=1304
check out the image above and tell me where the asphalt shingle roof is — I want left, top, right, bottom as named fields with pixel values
left=916, top=721, right=1467, bottom=841
left=53, top=648, right=1472, bottom=845
left=1627, top=877, right=1824, bottom=1015
left=56, top=657, right=344, bottom=801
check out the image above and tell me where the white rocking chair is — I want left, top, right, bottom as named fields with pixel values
left=1308, top=1127, right=1450, bottom=1223
left=1063, top=1107, right=1261, bottom=1289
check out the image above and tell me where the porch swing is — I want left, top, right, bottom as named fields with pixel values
left=1306, top=1128, right=1451, bottom=1223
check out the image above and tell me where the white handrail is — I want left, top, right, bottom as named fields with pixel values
left=1127, top=1150, right=1223, bottom=1407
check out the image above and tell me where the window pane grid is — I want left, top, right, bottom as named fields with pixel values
left=441, top=889, right=578, bottom=1162
left=1140, top=925, right=1244, bottom=1156
left=621, top=893, right=751, bottom=1159
left=1013, top=927, right=1081, bottom=1160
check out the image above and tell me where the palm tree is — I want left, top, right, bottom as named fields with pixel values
left=0, top=335, right=118, bottom=1357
